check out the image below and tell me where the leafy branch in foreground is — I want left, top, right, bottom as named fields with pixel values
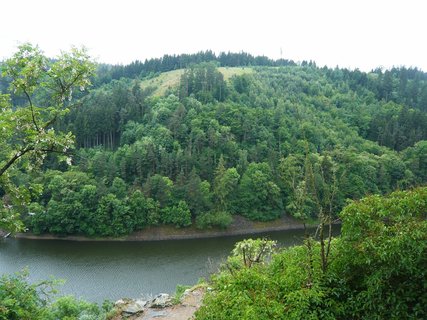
left=0, top=43, right=95, bottom=232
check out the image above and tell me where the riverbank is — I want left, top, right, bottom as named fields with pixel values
left=13, top=215, right=311, bottom=241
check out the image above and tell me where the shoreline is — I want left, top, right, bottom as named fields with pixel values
left=13, top=215, right=313, bottom=242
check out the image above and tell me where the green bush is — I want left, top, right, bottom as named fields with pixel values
left=0, top=270, right=53, bottom=320
left=47, top=296, right=106, bottom=320
left=0, top=270, right=116, bottom=320
left=330, top=187, right=427, bottom=319
left=196, top=187, right=427, bottom=320
left=172, top=285, right=191, bottom=305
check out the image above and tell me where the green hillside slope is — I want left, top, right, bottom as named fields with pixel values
left=4, top=62, right=427, bottom=237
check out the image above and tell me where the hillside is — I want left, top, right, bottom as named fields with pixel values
left=2, top=59, right=426, bottom=238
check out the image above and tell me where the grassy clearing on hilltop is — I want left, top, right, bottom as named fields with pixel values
left=140, top=67, right=254, bottom=96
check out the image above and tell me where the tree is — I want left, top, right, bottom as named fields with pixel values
left=237, top=162, right=282, bottom=221
left=143, top=174, right=174, bottom=207
left=92, top=194, right=131, bottom=236
left=183, top=168, right=212, bottom=216
left=128, top=190, right=160, bottom=228
left=229, top=238, right=277, bottom=269
left=110, top=177, right=127, bottom=199
left=0, top=43, right=95, bottom=232
left=27, top=171, right=99, bottom=236
left=0, top=269, right=113, bottom=319
left=213, top=158, right=240, bottom=212
left=161, top=200, right=192, bottom=228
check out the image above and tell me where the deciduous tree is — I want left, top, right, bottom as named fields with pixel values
left=0, top=43, right=95, bottom=232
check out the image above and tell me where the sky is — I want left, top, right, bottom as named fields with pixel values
left=1, top=0, right=426, bottom=71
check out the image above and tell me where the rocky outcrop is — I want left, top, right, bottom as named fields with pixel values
left=115, top=288, right=205, bottom=319
left=115, top=293, right=172, bottom=316
left=150, top=293, right=173, bottom=308
left=115, top=298, right=149, bottom=315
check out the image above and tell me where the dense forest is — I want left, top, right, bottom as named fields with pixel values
left=1, top=51, right=427, bottom=237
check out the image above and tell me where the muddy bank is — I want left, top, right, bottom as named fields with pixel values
left=13, top=215, right=311, bottom=242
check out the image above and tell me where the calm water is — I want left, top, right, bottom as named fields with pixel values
left=0, top=229, right=328, bottom=303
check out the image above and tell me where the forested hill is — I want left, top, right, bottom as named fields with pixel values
left=11, top=57, right=427, bottom=237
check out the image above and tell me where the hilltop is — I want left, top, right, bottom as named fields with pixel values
left=139, top=67, right=254, bottom=97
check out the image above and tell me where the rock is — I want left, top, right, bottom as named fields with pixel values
left=122, top=299, right=147, bottom=314
left=114, top=299, right=126, bottom=306
left=150, top=293, right=172, bottom=308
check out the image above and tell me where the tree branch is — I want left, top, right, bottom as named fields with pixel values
left=0, top=144, right=72, bottom=178
left=22, top=89, right=40, bottom=132
left=0, top=146, right=34, bottom=177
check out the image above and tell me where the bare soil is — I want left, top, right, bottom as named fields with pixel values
left=14, top=215, right=307, bottom=242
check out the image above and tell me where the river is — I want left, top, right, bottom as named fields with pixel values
left=0, top=229, right=330, bottom=303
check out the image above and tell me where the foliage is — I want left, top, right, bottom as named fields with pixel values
left=0, top=43, right=95, bottom=232
left=196, top=187, right=427, bottom=319
left=179, top=62, right=227, bottom=102
left=0, top=269, right=55, bottom=320
left=92, top=194, right=131, bottom=237
left=333, top=187, right=427, bottom=319
left=143, top=174, right=174, bottom=207
left=128, top=190, right=160, bottom=228
left=227, top=238, right=277, bottom=269
left=46, top=296, right=115, bottom=320
left=0, top=270, right=116, bottom=320
left=213, top=159, right=240, bottom=212
left=171, top=284, right=191, bottom=305
left=161, top=200, right=192, bottom=228
left=94, top=50, right=295, bottom=85
left=195, top=211, right=232, bottom=230
left=237, top=163, right=283, bottom=221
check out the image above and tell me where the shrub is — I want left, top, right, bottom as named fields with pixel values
left=0, top=269, right=55, bottom=320
left=196, top=187, right=427, bottom=320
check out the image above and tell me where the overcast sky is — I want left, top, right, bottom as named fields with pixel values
left=1, top=0, right=426, bottom=71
